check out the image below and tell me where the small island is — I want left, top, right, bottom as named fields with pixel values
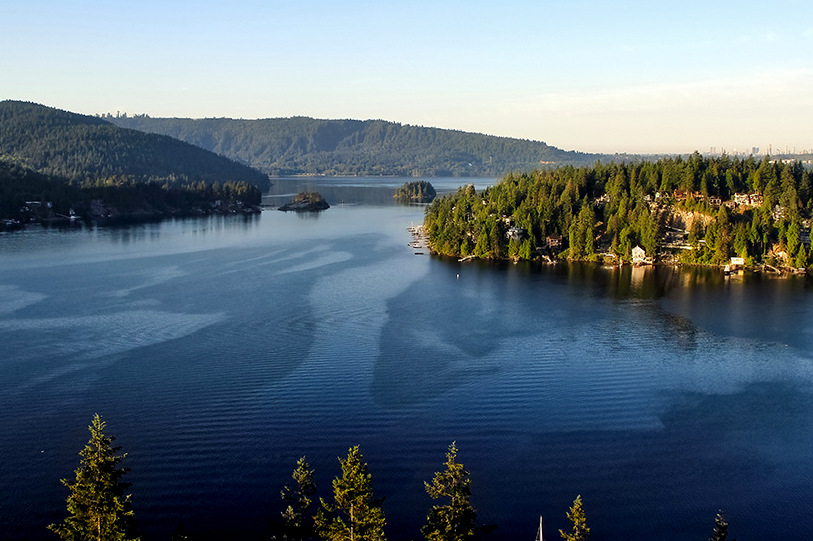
left=278, top=191, right=330, bottom=212
left=394, top=180, right=436, bottom=203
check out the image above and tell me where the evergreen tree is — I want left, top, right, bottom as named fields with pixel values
left=421, top=442, right=477, bottom=541
left=559, top=495, right=590, bottom=541
left=315, top=446, right=386, bottom=541
left=276, top=457, right=317, bottom=541
left=48, top=414, right=138, bottom=541
left=708, top=511, right=731, bottom=541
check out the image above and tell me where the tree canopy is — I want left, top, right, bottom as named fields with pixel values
left=48, top=414, right=139, bottom=541
left=559, top=495, right=590, bottom=541
left=315, top=446, right=387, bottom=541
left=424, top=155, right=812, bottom=267
left=422, top=442, right=477, bottom=541
left=274, top=456, right=317, bottom=541
left=394, top=181, right=437, bottom=203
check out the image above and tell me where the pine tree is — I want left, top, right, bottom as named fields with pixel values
left=421, top=442, right=477, bottom=541
left=709, top=511, right=730, bottom=541
left=559, top=495, right=590, bottom=541
left=48, top=414, right=139, bottom=541
left=314, top=446, right=386, bottom=541
left=276, top=456, right=317, bottom=541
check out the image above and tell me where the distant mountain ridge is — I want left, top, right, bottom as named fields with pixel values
left=107, top=114, right=596, bottom=177
left=0, top=101, right=270, bottom=189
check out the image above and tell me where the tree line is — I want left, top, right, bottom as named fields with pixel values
left=0, top=157, right=261, bottom=228
left=424, top=154, right=812, bottom=268
left=49, top=415, right=734, bottom=541
left=106, top=115, right=595, bottom=177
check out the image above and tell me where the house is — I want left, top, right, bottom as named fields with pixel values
left=730, top=257, right=745, bottom=269
left=734, top=193, right=750, bottom=205
left=506, top=227, right=527, bottom=242
left=749, top=194, right=764, bottom=206
left=708, top=196, right=722, bottom=207
left=632, top=245, right=646, bottom=264
left=545, top=235, right=563, bottom=249
left=674, top=189, right=687, bottom=201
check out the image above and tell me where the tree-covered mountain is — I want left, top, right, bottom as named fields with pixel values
left=107, top=114, right=595, bottom=177
left=0, top=101, right=270, bottom=189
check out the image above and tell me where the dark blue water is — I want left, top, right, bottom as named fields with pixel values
left=1, top=178, right=812, bottom=540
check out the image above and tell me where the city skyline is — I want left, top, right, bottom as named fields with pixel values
left=2, top=0, right=811, bottom=155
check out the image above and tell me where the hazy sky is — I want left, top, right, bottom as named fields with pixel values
left=3, top=0, right=812, bottom=154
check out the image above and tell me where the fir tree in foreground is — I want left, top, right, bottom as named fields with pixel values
left=274, top=456, right=317, bottom=541
left=315, top=446, right=386, bottom=541
left=559, top=495, right=590, bottom=541
left=48, top=414, right=139, bottom=541
left=709, top=511, right=734, bottom=541
left=422, top=442, right=477, bottom=541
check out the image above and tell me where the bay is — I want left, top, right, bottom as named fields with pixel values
left=1, top=177, right=812, bottom=540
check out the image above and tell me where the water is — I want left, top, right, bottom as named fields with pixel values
left=1, top=177, right=812, bottom=540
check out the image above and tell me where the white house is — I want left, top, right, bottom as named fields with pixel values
left=632, top=245, right=646, bottom=264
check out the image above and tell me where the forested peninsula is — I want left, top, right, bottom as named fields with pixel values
left=0, top=101, right=267, bottom=228
left=107, top=114, right=595, bottom=177
left=424, top=154, right=812, bottom=271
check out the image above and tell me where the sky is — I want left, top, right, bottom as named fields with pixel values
left=2, top=0, right=812, bottom=154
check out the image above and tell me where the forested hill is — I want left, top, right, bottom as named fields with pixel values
left=0, top=101, right=270, bottom=189
left=107, top=115, right=594, bottom=177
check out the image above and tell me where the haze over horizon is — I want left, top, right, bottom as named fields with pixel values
left=3, top=0, right=812, bottom=155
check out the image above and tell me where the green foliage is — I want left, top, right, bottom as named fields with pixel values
left=425, top=156, right=811, bottom=265
left=421, top=442, right=477, bottom=541
left=315, top=446, right=386, bottom=541
left=0, top=101, right=269, bottom=189
left=48, top=414, right=139, bottom=541
left=708, top=511, right=731, bottom=541
left=107, top=115, right=593, bottom=177
left=394, top=181, right=437, bottom=203
left=276, top=457, right=317, bottom=541
left=559, top=495, right=590, bottom=541
left=0, top=157, right=261, bottom=224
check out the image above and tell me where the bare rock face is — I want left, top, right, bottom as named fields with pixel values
left=664, top=207, right=714, bottom=232
left=278, top=192, right=330, bottom=212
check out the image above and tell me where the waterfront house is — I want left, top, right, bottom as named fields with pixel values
left=632, top=245, right=646, bottom=264
left=546, top=235, right=563, bottom=249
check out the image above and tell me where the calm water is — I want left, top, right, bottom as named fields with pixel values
left=1, top=177, right=812, bottom=540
